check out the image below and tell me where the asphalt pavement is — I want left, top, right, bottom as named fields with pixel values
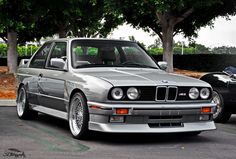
left=1, top=106, right=236, bottom=159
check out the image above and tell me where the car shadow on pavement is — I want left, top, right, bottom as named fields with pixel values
left=86, top=132, right=214, bottom=145
left=226, top=115, right=236, bottom=124
left=33, top=113, right=215, bottom=145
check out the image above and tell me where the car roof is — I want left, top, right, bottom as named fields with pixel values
left=44, top=38, right=135, bottom=43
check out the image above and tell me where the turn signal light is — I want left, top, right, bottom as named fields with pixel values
left=116, top=108, right=129, bottom=115
left=201, top=107, right=211, bottom=113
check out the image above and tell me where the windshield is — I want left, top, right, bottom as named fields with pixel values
left=71, top=40, right=159, bottom=69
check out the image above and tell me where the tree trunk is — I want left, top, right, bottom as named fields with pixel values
left=7, top=30, right=18, bottom=73
left=58, top=26, right=67, bottom=38
left=162, top=24, right=174, bottom=73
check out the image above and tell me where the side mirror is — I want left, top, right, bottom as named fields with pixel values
left=50, top=58, right=67, bottom=71
left=231, top=74, right=236, bottom=79
left=19, top=59, right=29, bottom=67
left=158, top=61, right=168, bottom=70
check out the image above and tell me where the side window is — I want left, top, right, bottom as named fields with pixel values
left=29, top=43, right=51, bottom=68
left=47, top=42, right=67, bottom=69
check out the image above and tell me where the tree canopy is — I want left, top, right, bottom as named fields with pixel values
left=106, top=0, right=236, bottom=72
left=0, top=0, right=123, bottom=73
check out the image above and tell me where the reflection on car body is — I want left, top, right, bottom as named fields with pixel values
left=16, top=38, right=216, bottom=139
left=201, top=66, right=236, bottom=123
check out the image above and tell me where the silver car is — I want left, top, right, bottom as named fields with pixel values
left=16, top=38, right=216, bottom=139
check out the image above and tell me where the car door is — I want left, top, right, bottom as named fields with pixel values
left=27, top=43, right=52, bottom=105
left=37, top=42, right=67, bottom=112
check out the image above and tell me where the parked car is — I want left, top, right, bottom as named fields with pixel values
left=16, top=38, right=216, bottom=139
left=200, top=67, right=236, bottom=123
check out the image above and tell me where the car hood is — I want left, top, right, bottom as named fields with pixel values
left=75, top=67, right=210, bottom=87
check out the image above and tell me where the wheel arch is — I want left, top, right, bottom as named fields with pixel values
left=18, top=83, right=24, bottom=91
left=69, top=88, right=87, bottom=105
left=17, top=83, right=25, bottom=99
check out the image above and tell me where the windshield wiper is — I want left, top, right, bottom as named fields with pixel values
left=75, top=64, right=106, bottom=68
left=118, top=62, right=158, bottom=69
left=75, top=63, right=158, bottom=69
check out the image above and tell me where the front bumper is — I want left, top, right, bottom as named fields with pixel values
left=89, top=121, right=215, bottom=133
left=87, top=101, right=216, bottom=133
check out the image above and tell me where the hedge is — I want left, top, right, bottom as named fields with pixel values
left=0, top=43, right=39, bottom=57
left=147, top=47, right=196, bottom=55
left=0, top=44, right=200, bottom=57
left=152, top=54, right=236, bottom=72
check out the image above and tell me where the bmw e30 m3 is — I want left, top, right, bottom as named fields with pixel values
left=16, top=38, right=216, bottom=139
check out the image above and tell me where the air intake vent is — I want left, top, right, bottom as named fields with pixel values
left=148, top=122, right=183, bottom=128
left=156, top=86, right=178, bottom=101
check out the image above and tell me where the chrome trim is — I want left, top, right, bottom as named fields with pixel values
left=27, top=91, right=69, bottom=102
left=106, top=99, right=212, bottom=104
left=155, top=86, right=178, bottom=102
left=155, top=86, right=167, bottom=101
left=166, top=86, right=178, bottom=102
left=17, top=73, right=34, bottom=77
left=30, top=104, right=68, bottom=120
left=87, top=101, right=216, bottom=109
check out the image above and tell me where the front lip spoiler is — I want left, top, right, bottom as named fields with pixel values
left=88, top=121, right=216, bottom=133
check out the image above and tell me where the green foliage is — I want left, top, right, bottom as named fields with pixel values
left=195, top=44, right=211, bottom=54
left=73, top=46, right=98, bottom=56
left=75, top=0, right=123, bottom=37
left=212, top=46, right=236, bottom=54
left=107, top=0, right=236, bottom=39
left=0, top=43, right=39, bottom=57
left=0, top=0, right=40, bottom=40
left=148, top=48, right=163, bottom=55
left=173, top=47, right=196, bottom=54
left=106, top=0, right=236, bottom=72
left=0, top=0, right=123, bottom=43
left=0, top=43, right=7, bottom=57
left=148, top=46, right=207, bottom=55
left=17, top=45, right=39, bottom=56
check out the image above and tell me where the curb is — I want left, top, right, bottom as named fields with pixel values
left=0, top=99, right=16, bottom=106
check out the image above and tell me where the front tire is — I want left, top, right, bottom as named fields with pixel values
left=16, top=86, right=38, bottom=119
left=212, top=91, right=231, bottom=123
left=69, top=92, right=89, bottom=139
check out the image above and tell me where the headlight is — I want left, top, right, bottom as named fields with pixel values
left=111, top=88, right=124, bottom=100
left=200, top=88, right=210, bottom=99
left=189, top=87, right=199, bottom=99
left=127, top=87, right=140, bottom=100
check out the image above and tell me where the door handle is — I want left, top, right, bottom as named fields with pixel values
left=39, top=73, right=43, bottom=78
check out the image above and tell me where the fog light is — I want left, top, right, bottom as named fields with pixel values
left=199, top=115, right=210, bottom=121
left=116, top=108, right=129, bottom=115
left=110, top=116, right=125, bottom=123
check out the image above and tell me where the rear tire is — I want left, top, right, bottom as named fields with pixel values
left=16, top=86, right=38, bottom=119
left=68, top=92, right=89, bottom=139
left=212, top=91, right=231, bottom=123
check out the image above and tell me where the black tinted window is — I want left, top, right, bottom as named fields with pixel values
left=29, top=43, right=51, bottom=68
left=71, top=40, right=158, bottom=69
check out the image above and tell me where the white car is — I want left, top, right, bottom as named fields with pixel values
left=16, top=38, right=216, bottom=139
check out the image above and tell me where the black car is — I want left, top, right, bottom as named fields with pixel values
left=200, top=66, right=236, bottom=123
